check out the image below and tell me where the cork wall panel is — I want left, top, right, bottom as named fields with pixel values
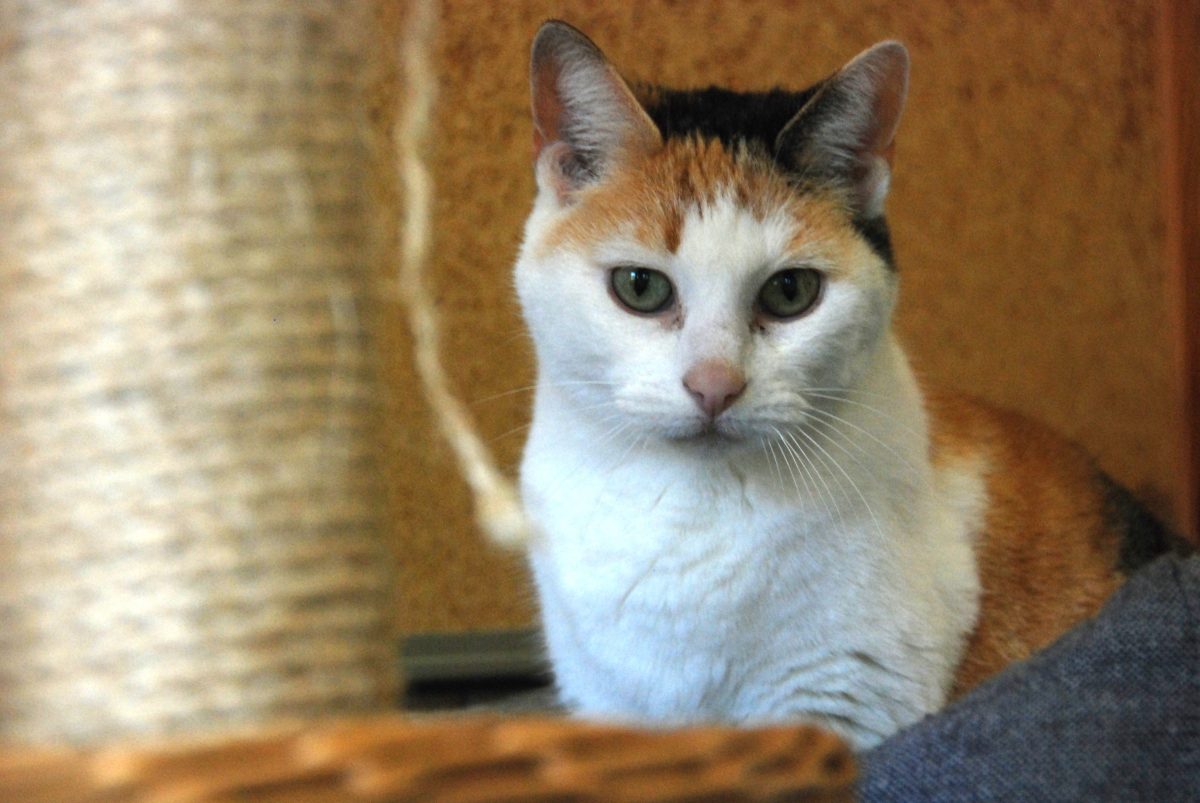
left=385, top=0, right=1175, bottom=633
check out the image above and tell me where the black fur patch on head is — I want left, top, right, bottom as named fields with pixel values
left=638, top=86, right=820, bottom=154
left=637, top=84, right=896, bottom=269
left=852, top=215, right=894, bottom=266
left=1099, top=473, right=1195, bottom=574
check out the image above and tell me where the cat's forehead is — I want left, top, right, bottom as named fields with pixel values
left=539, top=137, right=858, bottom=266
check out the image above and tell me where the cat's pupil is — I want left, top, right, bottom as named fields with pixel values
left=776, top=272, right=798, bottom=301
left=631, top=270, right=650, bottom=296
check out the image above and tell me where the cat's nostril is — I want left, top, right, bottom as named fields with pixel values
left=683, top=360, right=747, bottom=419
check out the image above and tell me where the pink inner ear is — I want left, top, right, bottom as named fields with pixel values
left=858, top=45, right=908, bottom=164
left=531, top=61, right=565, bottom=160
left=537, top=141, right=577, bottom=203
left=869, top=82, right=905, bottom=166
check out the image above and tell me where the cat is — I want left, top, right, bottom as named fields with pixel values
left=511, top=20, right=1189, bottom=750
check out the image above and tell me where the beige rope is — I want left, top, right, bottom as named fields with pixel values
left=395, top=0, right=534, bottom=548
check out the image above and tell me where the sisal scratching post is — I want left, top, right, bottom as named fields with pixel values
left=0, top=1, right=399, bottom=743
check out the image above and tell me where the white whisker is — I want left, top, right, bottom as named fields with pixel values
left=488, top=421, right=532, bottom=444
left=769, top=426, right=809, bottom=507
left=772, top=424, right=840, bottom=525
left=777, top=426, right=841, bottom=528
left=800, top=391, right=924, bottom=440
left=799, top=387, right=904, bottom=402
left=803, top=405, right=922, bottom=477
left=791, top=425, right=886, bottom=543
left=762, top=436, right=785, bottom=489
left=471, top=379, right=619, bottom=406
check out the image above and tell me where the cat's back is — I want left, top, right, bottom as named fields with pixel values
left=922, top=386, right=1188, bottom=693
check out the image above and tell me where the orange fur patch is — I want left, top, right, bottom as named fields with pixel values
left=925, top=387, right=1125, bottom=696
left=537, top=138, right=854, bottom=267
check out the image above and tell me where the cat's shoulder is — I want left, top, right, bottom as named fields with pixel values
left=922, top=383, right=1188, bottom=576
left=925, top=385, right=1192, bottom=693
left=922, top=385, right=1094, bottom=475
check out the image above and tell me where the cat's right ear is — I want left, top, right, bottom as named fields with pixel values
left=775, top=41, right=909, bottom=220
left=530, top=21, right=661, bottom=203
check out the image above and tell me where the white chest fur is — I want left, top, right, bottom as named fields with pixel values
left=520, top=343, right=984, bottom=750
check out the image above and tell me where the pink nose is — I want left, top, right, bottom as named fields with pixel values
left=683, top=360, right=746, bottom=419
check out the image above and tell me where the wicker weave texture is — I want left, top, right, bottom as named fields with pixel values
left=0, top=715, right=855, bottom=802
left=0, top=0, right=398, bottom=742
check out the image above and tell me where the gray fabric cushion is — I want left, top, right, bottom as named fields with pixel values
left=861, top=554, right=1200, bottom=801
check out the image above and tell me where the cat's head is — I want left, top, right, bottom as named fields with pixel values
left=515, top=21, right=908, bottom=447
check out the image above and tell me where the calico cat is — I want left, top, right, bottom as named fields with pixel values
left=512, top=20, right=1187, bottom=749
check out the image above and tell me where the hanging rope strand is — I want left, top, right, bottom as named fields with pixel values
left=395, top=0, right=533, bottom=547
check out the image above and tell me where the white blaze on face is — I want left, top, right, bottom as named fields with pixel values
left=672, top=195, right=800, bottom=368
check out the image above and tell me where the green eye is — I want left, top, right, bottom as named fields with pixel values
left=611, top=267, right=674, bottom=314
left=758, top=268, right=822, bottom=319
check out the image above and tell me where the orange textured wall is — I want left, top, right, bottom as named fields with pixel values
left=385, top=0, right=1176, bottom=633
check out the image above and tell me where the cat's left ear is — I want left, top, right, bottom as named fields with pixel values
left=775, top=41, right=909, bottom=219
left=530, top=21, right=662, bottom=202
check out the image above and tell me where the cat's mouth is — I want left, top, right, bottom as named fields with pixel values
left=667, top=418, right=744, bottom=445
